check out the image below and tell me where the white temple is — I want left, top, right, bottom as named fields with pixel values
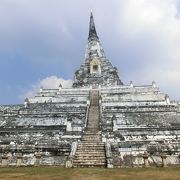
left=0, top=13, right=179, bottom=167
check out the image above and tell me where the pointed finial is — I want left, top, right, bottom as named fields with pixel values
left=152, top=81, right=156, bottom=88
left=24, top=98, right=30, bottom=108
left=165, top=94, right=170, bottom=105
left=130, top=81, right=133, bottom=87
left=88, top=12, right=99, bottom=41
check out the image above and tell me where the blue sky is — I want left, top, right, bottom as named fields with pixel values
left=0, top=0, right=180, bottom=104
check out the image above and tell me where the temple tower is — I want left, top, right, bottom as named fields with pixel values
left=73, top=13, right=123, bottom=88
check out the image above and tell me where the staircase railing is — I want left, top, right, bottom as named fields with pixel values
left=84, top=104, right=90, bottom=131
left=105, top=140, right=114, bottom=168
left=99, top=90, right=103, bottom=131
left=84, top=90, right=91, bottom=131
left=65, top=141, right=78, bottom=168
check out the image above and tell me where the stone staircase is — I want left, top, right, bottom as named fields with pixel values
left=73, top=90, right=106, bottom=167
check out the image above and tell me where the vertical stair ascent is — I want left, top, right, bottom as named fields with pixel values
left=73, top=90, right=106, bottom=167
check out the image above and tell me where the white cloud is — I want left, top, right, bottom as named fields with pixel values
left=39, top=76, right=73, bottom=89
left=121, top=0, right=180, bottom=61
left=114, top=0, right=180, bottom=99
left=21, top=76, right=73, bottom=100
left=119, top=0, right=180, bottom=35
left=131, top=68, right=180, bottom=100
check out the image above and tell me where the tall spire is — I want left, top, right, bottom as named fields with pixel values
left=88, top=12, right=99, bottom=40
left=73, top=13, right=123, bottom=87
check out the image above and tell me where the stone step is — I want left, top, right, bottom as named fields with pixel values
left=75, top=152, right=105, bottom=155
left=77, top=146, right=104, bottom=148
left=81, top=137, right=101, bottom=141
left=82, top=139, right=100, bottom=141
left=81, top=141, right=101, bottom=143
left=82, top=139, right=101, bottom=141
left=83, top=135, right=100, bottom=136
left=86, top=128, right=100, bottom=131
left=78, top=142, right=104, bottom=145
left=78, top=142, right=104, bottom=146
left=85, top=129, right=100, bottom=131
left=73, top=162, right=106, bottom=165
left=80, top=143, right=102, bottom=144
left=74, top=154, right=105, bottom=157
left=74, top=158, right=105, bottom=160
left=82, top=137, right=101, bottom=139
left=75, top=156, right=105, bottom=159
left=82, top=135, right=101, bottom=137
left=75, top=150, right=105, bottom=153
left=83, top=134, right=100, bottom=135
left=74, top=158, right=105, bottom=161
left=77, top=144, right=104, bottom=147
left=78, top=144, right=104, bottom=149
left=82, top=138, right=100, bottom=139
left=77, top=145, right=104, bottom=148
left=77, top=144, right=104, bottom=146
left=76, top=145, right=104, bottom=148
left=74, top=158, right=105, bottom=162
left=84, top=134, right=101, bottom=136
left=81, top=139, right=101, bottom=142
left=73, top=165, right=106, bottom=168
left=77, top=146, right=104, bottom=149
left=76, top=150, right=105, bottom=153
left=74, top=156, right=106, bottom=162
left=84, top=132, right=101, bottom=134
left=81, top=136, right=100, bottom=138
left=73, top=160, right=106, bottom=164
left=80, top=138, right=101, bottom=140
left=75, top=153, right=105, bottom=156
left=73, top=162, right=106, bottom=167
left=80, top=139, right=102, bottom=142
left=76, top=151, right=105, bottom=154
left=77, top=147, right=104, bottom=150
left=76, top=150, right=105, bottom=152
left=81, top=140, right=101, bottom=142
left=84, top=133, right=101, bottom=135
left=75, top=157, right=105, bottom=160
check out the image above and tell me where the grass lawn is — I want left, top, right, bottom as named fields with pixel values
left=0, top=166, right=179, bottom=180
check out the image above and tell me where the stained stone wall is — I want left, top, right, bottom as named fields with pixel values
left=0, top=153, right=68, bottom=166
left=0, top=84, right=180, bottom=166
left=0, top=88, right=90, bottom=166
left=100, top=84, right=180, bottom=167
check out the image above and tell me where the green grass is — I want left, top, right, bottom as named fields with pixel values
left=0, top=166, right=179, bottom=180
